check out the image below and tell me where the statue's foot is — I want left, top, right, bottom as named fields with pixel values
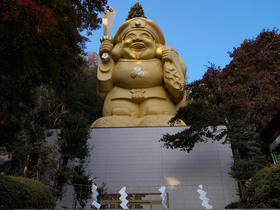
left=91, top=115, right=186, bottom=128
left=138, top=115, right=186, bottom=127
left=91, top=116, right=140, bottom=127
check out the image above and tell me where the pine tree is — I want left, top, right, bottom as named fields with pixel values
left=126, top=2, right=146, bottom=20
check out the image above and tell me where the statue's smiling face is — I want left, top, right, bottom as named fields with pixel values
left=121, top=30, right=157, bottom=60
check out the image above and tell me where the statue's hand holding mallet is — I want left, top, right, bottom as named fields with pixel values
left=100, top=37, right=113, bottom=63
left=100, top=6, right=116, bottom=63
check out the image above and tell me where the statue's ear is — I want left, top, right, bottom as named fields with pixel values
left=155, top=43, right=164, bottom=59
left=111, top=43, right=122, bottom=61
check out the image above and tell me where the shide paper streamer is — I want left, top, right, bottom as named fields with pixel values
left=119, top=186, right=129, bottom=209
left=92, top=184, right=101, bottom=209
left=197, top=184, right=213, bottom=209
left=159, top=186, right=168, bottom=209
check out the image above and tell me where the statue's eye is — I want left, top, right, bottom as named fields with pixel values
left=125, top=33, right=136, bottom=40
left=141, top=33, right=151, bottom=40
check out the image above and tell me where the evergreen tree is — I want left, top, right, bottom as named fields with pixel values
left=126, top=2, right=146, bottom=20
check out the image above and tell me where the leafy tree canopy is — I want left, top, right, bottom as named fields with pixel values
left=0, top=0, right=106, bottom=147
left=0, top=0, right=106, bottom=197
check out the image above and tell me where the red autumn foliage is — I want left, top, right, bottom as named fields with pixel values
left=182, top=29, right=280, bottom=130
left=167, top=29, right=280, bottom=152
left=221, top=29, right=280, bottom=129
left=2, top=0, right=56, bottom=27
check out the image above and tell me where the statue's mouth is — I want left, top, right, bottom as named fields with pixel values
left=131, top=42, right=145, bottom=50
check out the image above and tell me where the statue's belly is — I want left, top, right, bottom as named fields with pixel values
left=114, top=59, right=163, bottom=88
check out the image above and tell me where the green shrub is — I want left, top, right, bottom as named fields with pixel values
left=238, top=164, right=280, bottom=208
left=230, top=158, right=263, bottom=181
left=0, top=174, right=56, bottom=209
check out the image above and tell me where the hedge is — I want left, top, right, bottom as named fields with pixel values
left=0, top=174, right=55, bottom=209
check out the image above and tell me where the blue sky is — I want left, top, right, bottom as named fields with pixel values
left=85, top=0, right=280, bottom=83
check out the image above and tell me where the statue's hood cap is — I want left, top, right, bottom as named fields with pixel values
left=114, top=17, right=165, bottom=45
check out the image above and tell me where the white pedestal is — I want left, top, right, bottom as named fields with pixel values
left=85, top=126, right=239, bottom=209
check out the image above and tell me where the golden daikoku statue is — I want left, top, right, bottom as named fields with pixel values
left=91, top=13, right=187, bottom=127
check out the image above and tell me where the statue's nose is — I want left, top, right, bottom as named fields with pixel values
left=132, top=36, right=142, bottom=42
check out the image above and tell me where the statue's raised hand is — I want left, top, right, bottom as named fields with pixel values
left=99, top=36, right=113, bottom=63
